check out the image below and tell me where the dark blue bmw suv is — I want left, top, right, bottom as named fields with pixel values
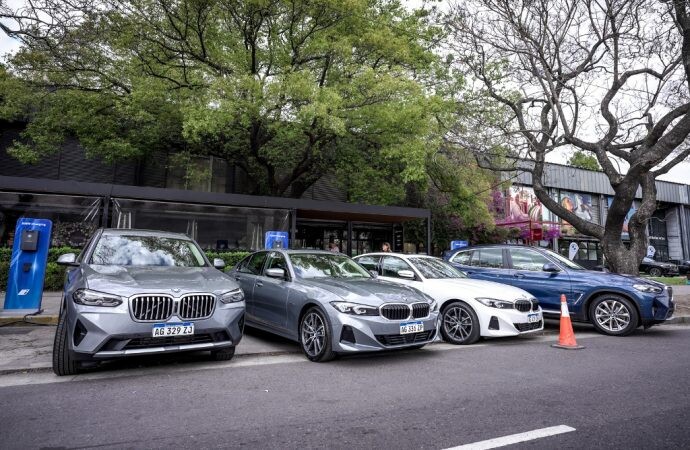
left=445, top=245, right=675, bottom=336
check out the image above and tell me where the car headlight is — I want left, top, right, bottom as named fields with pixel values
left=429, top=300, right=438, bottom=313
left=330, top=301, right=379, bottom=316
left=73, top=289, right=122, bottom=307
left=475, top=298, right=514, bottom=309
left=219, top=289, right=245, bottom=303
left=633, top=284, right=663, bottom=294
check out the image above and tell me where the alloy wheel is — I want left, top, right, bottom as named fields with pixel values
left=594, top=299, right=631, bottom=332
left=301, top=312, right=326, bottom=357
left=443, top=306, right=473, bottom=342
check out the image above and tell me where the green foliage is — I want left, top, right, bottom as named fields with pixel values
left=0, top=248, right=249, bottom=291
left=1, top=0, right=448, bottom=198
left=567, top=151, right=601, bottom=171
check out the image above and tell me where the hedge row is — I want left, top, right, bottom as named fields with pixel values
left=0, top=248, right=251, bottom=292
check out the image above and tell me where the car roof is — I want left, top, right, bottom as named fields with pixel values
left=100, top=228, right=193, bottom=240
left=355, top=252, right=436, bottom=259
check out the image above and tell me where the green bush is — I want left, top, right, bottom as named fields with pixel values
left=0, top=248, right=251, bottom=291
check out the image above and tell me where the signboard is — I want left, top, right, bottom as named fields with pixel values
left=393, top=226, right=404, bottom=252
left=450, top=240, right=469, bottom=250
left=606, top=197, right=636, bottom=239
left=568, top=242, right=580, bottom=260
left=506, top=186, right=547, bottom=222
left=647, top=245, right=656, bottom=258
left=264, top=231, right=288, bottom=249
left=3, top=218, right=53, bottom=313
left=530, top=228, right=543, bottom=241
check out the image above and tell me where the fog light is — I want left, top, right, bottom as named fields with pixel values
left=340, top=326, right=356, bottom=344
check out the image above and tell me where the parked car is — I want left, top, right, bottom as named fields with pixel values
left=639, top=257, right=679, bottom=277
left=445, top=245, right=675, bottom=336
left=53, top=229, right=245, bottom=376
left=675, top=260, right=690, bottom=276
left=354, top=253, right=543, bottom=345
left=229, top=250, right=438, bottom=362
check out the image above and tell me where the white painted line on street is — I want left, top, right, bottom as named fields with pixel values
left=444, top=425, right=576, bottom=450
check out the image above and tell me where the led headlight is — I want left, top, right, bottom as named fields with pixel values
left=73, top=289, right=122, bottom=307
left=475, top=298, right=514, bottom=309
left=219, top=289, right=245, bottom=303
left=633, top=284, right=663, bottom=294
left=429, top=300, right=439, bottom=313
left=330, top=301, right=379, bottom=316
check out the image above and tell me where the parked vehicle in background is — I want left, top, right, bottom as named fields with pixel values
left=639, top=257, right=679, bottom=277
left=229, top=250, right=438, bottom=362
left=674, top=260, right=690, bottom=276
left=354, top=253, right=543, bottom=345
left=446, top=245, right=675, bottom=336
left=53, top=229, right=245, bottom=376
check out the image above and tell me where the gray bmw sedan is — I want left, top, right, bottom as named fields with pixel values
left=230, top=250, right=439, bottom=362
left=53, top=229, right=245, bottom=375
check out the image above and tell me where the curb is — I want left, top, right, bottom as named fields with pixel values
left=0, top=315, right=59, bottom=326
left=666, top=316, right=690, bottom=325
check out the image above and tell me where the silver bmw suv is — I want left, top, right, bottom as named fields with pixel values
left=53, top=229, right=245, bottom=376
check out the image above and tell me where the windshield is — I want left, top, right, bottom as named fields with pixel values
left=289, top=253, right=371, bottom=279
left=90, top=235, right=207, bottom=267
left=409, top=257, right=466, bottom=279
left=546, top=249, right=586, bottom=270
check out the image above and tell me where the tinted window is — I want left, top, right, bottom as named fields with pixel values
left=264, top=252, right=288, bottom=274
left=476, top=248, right=505, bottom=268
left=356, top=255, right=381, bottom=272
left=451, top=251, right=472, bottom=265
left=235, top=255, right=252, bottom=273
left=510, top=248, right=551, bottom=271
left=245, top=252, right=268, bottom=275
left=381, top=256, right=414, bottom=278
left=90, top=235, right=206, bottom=267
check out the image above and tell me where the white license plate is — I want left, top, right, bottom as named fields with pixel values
left=152, top=322, right=194, bottom=337
left=400, top=321, right=424, bottom=334
left=528, top=313, right=541, bottom=323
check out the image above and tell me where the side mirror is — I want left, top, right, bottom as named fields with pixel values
left=213, top=258, right=226, bottom=270
left=369, top=270, right=379, bottom=278
left=265, top=268, right=286, bottom=279
left=57, top=253, right=78, bottom=266
left=542, top=263, right=560, bottom=273
left=397, top=269, right=416, bottom=279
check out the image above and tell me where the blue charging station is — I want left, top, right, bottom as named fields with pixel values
left=2, top=218, right=53, bottom=314
left=450, top=240, right=469, bottom=250
left=264, top=231, right=289, bottom=249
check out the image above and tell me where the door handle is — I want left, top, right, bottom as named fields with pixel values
left=256, top=281, right=263, bottom=287
left=234, top=276, right=242, bottom=281
left=514, top=273, right=525, bottom=279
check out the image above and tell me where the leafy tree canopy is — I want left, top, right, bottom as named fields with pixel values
left=567, top=151, right=601, bottom=172
left=0, top=0, right=450, bottom=199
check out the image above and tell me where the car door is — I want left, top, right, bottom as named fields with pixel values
left=232, top=252, right=268, bottom=317
left=251, top=251, right=291, bottom=330
left=378, top=256, right=425, bottom=291
left=507, top=248, right=571, bottom=312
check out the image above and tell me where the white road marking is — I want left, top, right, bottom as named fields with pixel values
left=444, top=425, right=576, bottom=450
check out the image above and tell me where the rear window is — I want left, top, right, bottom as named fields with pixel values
left=475, top=248, right=505, bottom=268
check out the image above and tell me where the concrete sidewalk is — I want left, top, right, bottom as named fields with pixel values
left=0, top=287, right=688, bottom=375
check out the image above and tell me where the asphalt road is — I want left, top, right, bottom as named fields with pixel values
left=0, top=325, right=689, bottom=449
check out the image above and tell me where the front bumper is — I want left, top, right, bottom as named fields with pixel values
left=328, top=310, right=439, bottom=353
left=473, top=303, right=544, bottom=338
left=66, top=300, right=245, bottom=361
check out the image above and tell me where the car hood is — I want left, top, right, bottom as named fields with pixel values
left=424, top=278, right=535, bottom=302
left=82, top=264, right=239, bottom=297
left=576, top=270, right=663, bottom=288
left=300, top=278, right=430, bottom=305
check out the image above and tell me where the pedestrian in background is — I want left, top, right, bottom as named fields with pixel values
left=381, top=242, right=392, bottom=252
left=328, top=242, right=340, bottom=253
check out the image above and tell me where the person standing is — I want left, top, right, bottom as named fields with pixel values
left=381, top=242, right=392, bottom=252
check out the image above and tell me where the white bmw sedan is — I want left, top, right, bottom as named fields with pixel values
left=354, top=253, right=543, bottom=345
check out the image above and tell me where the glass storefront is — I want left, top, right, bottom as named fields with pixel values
left=294, top=221, right=394, bottom=256
left=111, top=198, right=290, bottom=251
left=0, top=192, right=101, bottom=248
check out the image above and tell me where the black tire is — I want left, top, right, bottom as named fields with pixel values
left=52, top=312, right=81, bottom=376
left=211, top=346, right=236, bottom=361
left=649, top=267, right=662, bottom=277
left=299, top=307, right=336, bottom=362
left=440, top=301, right=481, bottom=345
left=588, top=294, right=639, bottom=336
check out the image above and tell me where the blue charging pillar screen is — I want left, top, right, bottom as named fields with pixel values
left=3, top=218, right=53, bottom=312
left=265, top=231, right=289, bottom=249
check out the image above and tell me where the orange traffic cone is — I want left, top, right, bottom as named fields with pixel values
left=551, top=294, right=585, bottom=350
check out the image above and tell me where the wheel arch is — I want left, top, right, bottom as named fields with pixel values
left=582, top=290, right=642, bottom=323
